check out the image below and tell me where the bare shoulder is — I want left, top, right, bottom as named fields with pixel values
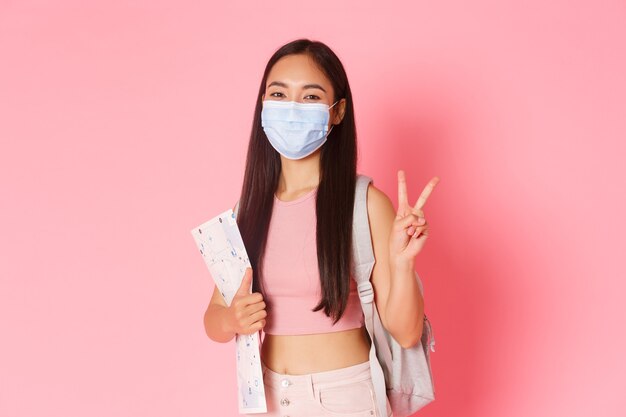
left=366, top=183, right=396, bottom=224
left=364, top=182, right=395, bottom=254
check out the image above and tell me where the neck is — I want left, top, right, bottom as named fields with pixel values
left=277, top=152, right=321, bottom=193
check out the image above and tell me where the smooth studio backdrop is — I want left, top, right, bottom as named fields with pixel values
left=1, top=1, right=625, bottom=416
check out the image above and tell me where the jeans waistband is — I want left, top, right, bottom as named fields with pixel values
left=261, top=359, right=371, bottom=390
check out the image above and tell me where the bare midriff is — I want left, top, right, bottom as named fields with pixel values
left=260, top=325, right=371, bottom=375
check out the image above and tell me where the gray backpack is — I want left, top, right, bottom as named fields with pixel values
left=352, top=174, right=436, bottom=417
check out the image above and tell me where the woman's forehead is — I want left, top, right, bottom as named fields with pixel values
left=266, top=54, right=331, bottom=89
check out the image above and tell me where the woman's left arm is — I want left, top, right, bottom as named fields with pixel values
left=367, top=171, right=439, bottom=349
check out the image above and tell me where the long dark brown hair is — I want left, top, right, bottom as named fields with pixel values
left=236, top=38, right=358, bottom=324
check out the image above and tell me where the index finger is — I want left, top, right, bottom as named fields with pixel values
left=397, top=170, right=409, bottom=215
left=413, top=176, right=440, bottom=211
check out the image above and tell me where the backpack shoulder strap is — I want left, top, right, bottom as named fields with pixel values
left=352, top=174, right=394, bottom=417
left=352, top=174, right=375, bottom=287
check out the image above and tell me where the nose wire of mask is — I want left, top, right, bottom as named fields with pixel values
left=260, top=100, right=339, bottom=160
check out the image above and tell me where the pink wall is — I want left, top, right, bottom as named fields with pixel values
left=1, top=1, right=625, bottom=416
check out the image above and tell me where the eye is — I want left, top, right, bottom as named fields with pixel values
left=304, top=94, right=320, bottom=100
left=269, top=92, right=285, bottom=98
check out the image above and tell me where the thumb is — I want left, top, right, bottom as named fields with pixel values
left=236, top=267, right=253, bottom=295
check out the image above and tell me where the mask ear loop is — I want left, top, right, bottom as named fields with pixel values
left=326, top=124, right=334, bottom=138
left=327, top=99, right=341, bottom=135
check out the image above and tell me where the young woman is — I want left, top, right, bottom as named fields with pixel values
left=204, top=38, right=438, bottom=417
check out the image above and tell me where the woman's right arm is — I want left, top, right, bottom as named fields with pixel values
left=204, top=267, right=267, bottom=343
left=204, top=286, right=237, bottom=343
left=203, top=202, right=267, bottom=343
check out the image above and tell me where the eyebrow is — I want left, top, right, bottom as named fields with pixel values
left=267, top=81, right=327, bottom=93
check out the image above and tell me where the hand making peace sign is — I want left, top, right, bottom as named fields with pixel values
left=389, top=170, right=440, bottom=265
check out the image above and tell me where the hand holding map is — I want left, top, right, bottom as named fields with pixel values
left=226, top=268, right=268, bottom=336
left=191, top=208, right=267, bottom=414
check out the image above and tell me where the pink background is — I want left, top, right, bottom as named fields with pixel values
left=1, top=1, right=625, bottom=416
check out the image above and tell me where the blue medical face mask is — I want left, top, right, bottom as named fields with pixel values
left=261, top=99, right=340, bottom=160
